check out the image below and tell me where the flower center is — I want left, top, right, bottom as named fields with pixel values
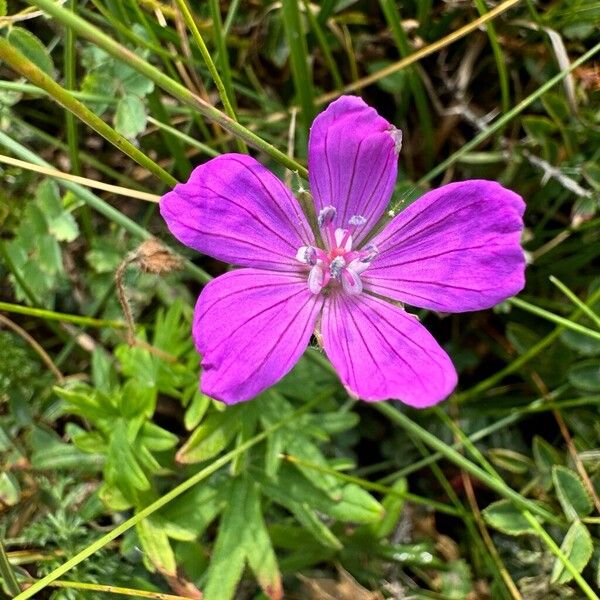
left=296, top=206, right=378, bottom=296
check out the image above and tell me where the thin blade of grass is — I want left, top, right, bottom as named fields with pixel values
left=27, top=0, right=307, bottom=176
left=281, top=0, right=315, bottom=141
left=0, top=37, right=177, bottom=187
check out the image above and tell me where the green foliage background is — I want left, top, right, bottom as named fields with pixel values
left=0, top=0, right=599, bottom=599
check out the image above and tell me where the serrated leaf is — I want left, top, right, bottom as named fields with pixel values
left=114, top=95, right=146, bottom=138
left=553, top=465, right=593, bottom=520
left=203, top=478, right=255, bottom=600
left=482, top=500, right=536, bottom=536
left=7, top=27, right=54, bottom=77
left=289, top=501, right=342, bottom=550
left=551, top=520, right=593, bottom=583
left=243, top=479, right=283, bottom=600
left=137, top=516, right=177, bottom=577
left=256, top=465, right=383, bottom=524
left=176, top=410, right=241, bottom=464
left=107, top=420, right=150, bottom=493
left=160, top=484, right=223, bottom=541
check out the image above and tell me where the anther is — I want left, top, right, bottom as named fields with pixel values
left=348, top=215, right=367, bottom=227
left=317, top=205, right=337, bottom=228
left=360, top=243, right=379, bottom=263
left=388, top=126, right=403, bottom=154
left=329, top=256, right=346, bottom=278
left=304, top=246, right=318, bottom=266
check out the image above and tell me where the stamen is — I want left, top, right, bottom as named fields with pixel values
left=304, top=246, right=317, bottom=265
left=340, top=215, right=366, bottom=247
left=318, top=206, right=337, bottom=249
left=342, top=268, right=363, bottom=295
left=308, top=265, right=325, bottom=294
left=296, top=245, right=327, bottom=265
left=348, top=215, right=367, bottom=227
left=359, top=243, right=379, bottom=263
left=329, top=256, right=346, bottom=279
left=317, top=205, right=337, bottom=228
left=388, top=126, right=403, bottom=154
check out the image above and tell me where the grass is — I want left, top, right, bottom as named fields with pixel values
left=0, top=1, right=599, bottom=599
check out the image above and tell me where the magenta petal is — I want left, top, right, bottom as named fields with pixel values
left=363, top=180, right=526, bottom=312
left=308, top=96, right=399, bottom=245
left=194, top=269, right=323, bottom=404
left=321, top=293, right=457, bottom=407
left=160, top=154, right=314, bottom=271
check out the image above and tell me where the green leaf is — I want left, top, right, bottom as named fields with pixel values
left=522, top=115, right=556, bottom=141
left=114, top=94, right=147, bottom=138
left=551, top=520, right=593, bottom=583
left=176, top=410, right=241, bottom=464
left=370, top=477, right=407, bottom=539
left=482, top=500, right=536, bottom=536
left=141, top=422, right=178, bottom=451
left=7, top=27, right=55, bottom=77
left=203, top=478, right=253, bottom=600
left=568, top=360, right=600, bottom=392
left=107, top=419, right=150, bottom=494
left=533, top=436, right=563, bottom=491
left=552, top=465, right=593, bottom=520
left=0, top=472, right=20, bottom=506
left=55, top=386, right=118, bottom=421
left=0, top=1, right=6, bottom=17
left=256, top=465, right=384, bottom=524
left=81, top=69, right=114, bottom=114
left=160, top=484, right=223, bottom=541
left=488, top=448, right=532, bottom=474
left=137, top=516, right=177, bottom=577
left=242, top=478, right=283, bottom=599
left=561, top=327, right=600, bottom=356
left=183, top=389, right=211, bottom=430
left=440, top=560, right=473, bottom=599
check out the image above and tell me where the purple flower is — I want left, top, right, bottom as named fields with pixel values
left=160, top=96, right=525, bottom=407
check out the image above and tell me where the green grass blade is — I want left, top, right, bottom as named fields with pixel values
left=27, top=0, right=306, bottom=176
left=413, top=40, right=600, bottom=189
left=175, top=0, right=247, bottom=153
left=0, top=37, right=177, bottom=187
left=473, top=0, right=511, bottom=114
left=379, top=0, right=434, bottom=167
left=281, top=0, right=315, bottom=140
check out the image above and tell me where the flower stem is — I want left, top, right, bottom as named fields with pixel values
left=0, top=301, right=126, bottom=329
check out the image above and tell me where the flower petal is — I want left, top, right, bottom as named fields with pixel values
left=194, top=269, right=323, bottom=404
left=321, top=293, right=457, bottom=407
left=363, top=180, right=526, bottom=312
left=308, top=96, right=399, bottom=245
left=160, top=154, right=314, bottom=271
